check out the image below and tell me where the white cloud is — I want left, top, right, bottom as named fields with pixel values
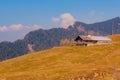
left=0, top=24, right=41, bottom=32
left=60, top=13, right=75, bottom=28
left=9, top=24, right=24, bottom=31
left=32, top=24, right=41, bottom=30
left=25, top=24, right=41, bottom=31
left=0, top=24, right=42, bottom=42
left=0, top=26, right=7, bottom=32
left=52, top=17, right=60, bottom=22
left=52, top=13, right=76, bottom=29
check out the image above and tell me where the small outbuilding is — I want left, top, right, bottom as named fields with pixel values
left=74, top=35, right=112, bottom=46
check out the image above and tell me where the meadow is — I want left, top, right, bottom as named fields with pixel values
left=0, top=35, right=120, bottom=80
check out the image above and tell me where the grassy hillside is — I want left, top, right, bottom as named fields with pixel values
left=0, top=35, right=120, bottom=80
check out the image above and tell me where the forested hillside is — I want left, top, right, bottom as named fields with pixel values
left=0, top=17, right=120, bottom=61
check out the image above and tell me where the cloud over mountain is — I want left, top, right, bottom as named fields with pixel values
left=52, top=13, right=76, bottom=28
left=0, top=24, right=42, bottom=41
left=60, top=13, right=75, bottom=28
left=0, top=24, right=41, bottom=32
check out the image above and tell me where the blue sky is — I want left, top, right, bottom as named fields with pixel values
left=0, top=0, right=120, bottom=41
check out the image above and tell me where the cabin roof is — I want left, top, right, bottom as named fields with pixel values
left=79, top=36, right=92, bottom=40
left=78, top=35, right=112, bottom=41
left=90, top=36, right=112, bottom=41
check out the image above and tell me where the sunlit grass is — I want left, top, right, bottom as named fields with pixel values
left=0, top=34, right=120, bottom=80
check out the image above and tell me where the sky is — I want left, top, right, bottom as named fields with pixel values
left=0, top=0, right=120, bottom=42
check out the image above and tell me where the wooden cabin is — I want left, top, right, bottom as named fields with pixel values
left=74, top=35, right=112, bottom=46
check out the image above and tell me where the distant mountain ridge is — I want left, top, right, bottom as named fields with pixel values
left=0, top=17, right=120, bottom=61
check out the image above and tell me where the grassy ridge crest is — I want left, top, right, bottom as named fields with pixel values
left=0, top=34, right=120, bottom=80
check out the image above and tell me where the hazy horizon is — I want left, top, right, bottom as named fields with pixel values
left=0, top=0, right=120, bottom=41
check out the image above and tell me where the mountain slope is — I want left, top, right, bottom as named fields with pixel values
left=0, top=34, right=120, bottom=80
left=0, top=17, right=120, bottom=61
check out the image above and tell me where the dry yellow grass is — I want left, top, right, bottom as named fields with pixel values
left=0, top=34, right=120, bottom=80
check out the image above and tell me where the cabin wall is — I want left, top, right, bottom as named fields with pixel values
left=74, top=40, right=112, bottom=46
left=74, top=40, right=95, bottom=46
left=96, top=40, right=112, bottom=45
